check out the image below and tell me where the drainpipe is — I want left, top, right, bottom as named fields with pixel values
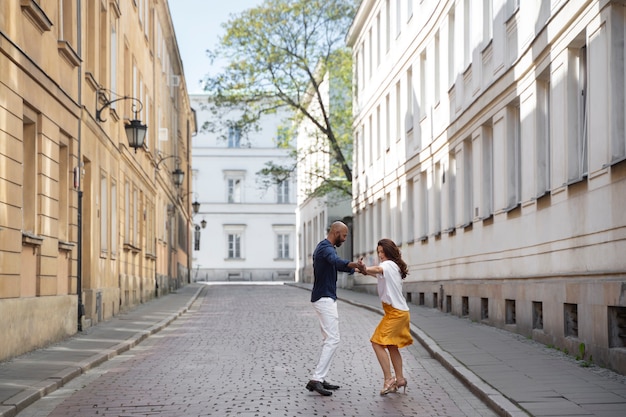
left=76, top=0, right=85, bottom=331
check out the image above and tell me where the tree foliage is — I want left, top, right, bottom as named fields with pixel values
left=203, top=0, right=358, bottom=198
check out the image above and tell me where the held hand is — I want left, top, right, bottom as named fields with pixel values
left=357, top=258, right=367, bottom=275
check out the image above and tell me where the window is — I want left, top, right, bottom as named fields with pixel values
left=110, top=18, right=118, bottom=108
left=124, top=181, right=130, bottom=244
left=111, top=180, right=118, bottom=255
left=59, top=141, right=69, bottom=241
left=433, top=161, right=442, bottom=235
left=395, top=0, right=401, bottom=38
left=418, top=171, right=429, bottom=239
left=228, top=125, right=241, bottom=147
left=277, top=234, right=290, bottom=259
left=376, top=13, right=381, bottom=67
left=385, top=94, right=391, bottom=150
left=463, top=0, right=471, bottom=68
left=420, top=52, right=427, bottom=119
left=406, top=67, right=413, bottom=131
left=461, top=139, right=473, bottom=226
left=228, top=233, right=241, bottom=258
left=368, top=28, right=372, bottom=79
left=481, top=123, right=494, bottom=218
left=227, top=178, right=241, bottom=203
left=224, top=171, right=245, bottom=203
left=23, top=107, right=37, bottom=234
left=406, top=178, right=415, bottom=242
left=435, top=31, right=441, bottom=104
left=445, top=153, right=457, bottom=231
left=376, top=105, right=381, bottom=160
left=567, top=44, right=587, bottom=182
left=133, top=187, right=139, bottom=246
left=506, top=104, right=521, bottom=209
left=277, top=180, right=290, bottom=204
left=385, top=0, right=391, bottom=52
left=100, top=172, right=108, bottom=254
left=448, top=7, right=456, bottom=86
left=483, top=0, right=493, bottom=45
left=395, top=81, right=401, bottom=141
left=536, top=72, right=551, bottom=197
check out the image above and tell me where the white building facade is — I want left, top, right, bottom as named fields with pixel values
left=347, top=0, right=626, bottom=374
left=190, top=94, right=296, bottom=281
left=295, top=69, right=354, bottom=285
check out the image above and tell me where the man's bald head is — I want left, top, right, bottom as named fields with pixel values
left=327, top=221, right=349, bottom=247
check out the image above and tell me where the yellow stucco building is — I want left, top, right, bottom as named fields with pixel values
left=0, top=0, right=196, bottom=361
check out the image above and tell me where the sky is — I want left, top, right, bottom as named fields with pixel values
left=168, top=0, right=263, bottom=94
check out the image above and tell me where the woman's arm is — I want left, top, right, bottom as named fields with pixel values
left=364, top=265, right=383, bottom=276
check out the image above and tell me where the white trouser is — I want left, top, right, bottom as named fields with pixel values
left=311, top=297, right=340, bottom=382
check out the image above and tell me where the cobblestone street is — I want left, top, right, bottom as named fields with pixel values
left=19, top=284, right=496, bottom=417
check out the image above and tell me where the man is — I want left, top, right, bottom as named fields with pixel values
left=306, top=221, right=364, bottom=396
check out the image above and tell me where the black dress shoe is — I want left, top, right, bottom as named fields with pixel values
left=306, top=380, right=332, bottom=396
left=322, top=381, right=340, bottom=390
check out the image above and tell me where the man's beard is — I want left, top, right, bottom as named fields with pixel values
left=335, top=241, right=343, bottom=247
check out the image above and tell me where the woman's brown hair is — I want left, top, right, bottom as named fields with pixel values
left=377, top=238, right=409, bottom=279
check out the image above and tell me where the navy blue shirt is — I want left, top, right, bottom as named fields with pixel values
left=311, top=239, right=355, bottom=302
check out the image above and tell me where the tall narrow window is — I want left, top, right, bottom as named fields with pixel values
left=376, top=13, right=381, bottom=67
left=59, top=141, right=69, bottom=241
left=368, top=28, right=373, bottom=79
left=567, top=45, right=587, bottom=182
left=483, top=0, right=493, bottom=45
left=385, top=93, right=391, bottom=150
left=133, top=187, right=138, bottom=246
left=277, top=180, right=290, bottom=204
left=462, top=139, right=473, bottom=226
left=482, top=123, right=494, bottom=218
left=277, top=234, right=290, bottom=259
left=23, top=108, right=37, bottom=234
left=111, top=180, right=118, bottom=256
left=124, top=181, right=130, bottom=243
left=110, top=18, right=118, bottom=108
left=376, top=105, right=381, bottom=160
left=435, top=32, right=441, bottom=104
left=463, top=0, right=471, bottom=68
left=448, top=7, right=456, bottom=86
left=395, top=81, right=401, bottom=141
left=368, top=115, right=373, bottom=166
left=407, top=179, right=415, bottom=242
left=100, top=172, right=108, bottom=254
left=418, top=171, right=429, bottom=239
left=536, top=73, right=551, bottom=197
left=395, top=0, right=401, bottom=38
left=228, top=125, right=241, bottom=148
left=420, top=52, right=427, bottom=119
left=446, top=153, right=457, bottom=231
left=386, top=0, right=391, bottom=52
left=406, top=67, right=413, bottom=131
left=226, top=172, right=243, bottom=203
left=506, top=104, right=521, bottom=209
left=228, top=233, right=241, bottom=258
left=434, top=162, right=442, bottom=235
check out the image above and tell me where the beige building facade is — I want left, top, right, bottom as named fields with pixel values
left=347, top=0, right=626, bottom=374
left=0, top=0, right=195, bottom=361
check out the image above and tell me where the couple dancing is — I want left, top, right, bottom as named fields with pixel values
left=306, top=221, right=412, bottom=397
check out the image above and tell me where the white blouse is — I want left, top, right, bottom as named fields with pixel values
left=376, top=260, right=409, bottom=311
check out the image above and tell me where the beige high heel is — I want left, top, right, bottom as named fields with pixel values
left=396, top=377, right=408, bottom=393
left=380, top=377, right=397, bottom=396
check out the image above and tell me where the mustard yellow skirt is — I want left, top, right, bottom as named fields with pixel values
left=370, top=303, right=413, bottom=348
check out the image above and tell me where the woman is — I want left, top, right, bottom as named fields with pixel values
left=359, top=239, right=412, bottom=395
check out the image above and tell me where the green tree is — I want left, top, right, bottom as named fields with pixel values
left=203, top=0, right=358, bottom=198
